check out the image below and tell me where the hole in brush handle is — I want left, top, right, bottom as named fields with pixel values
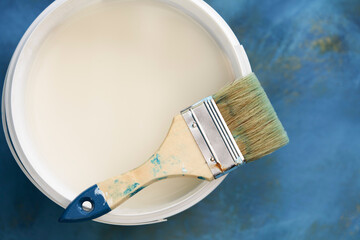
left=58, top=184, right=111, bottom=223
left=80, top=198, right=94, bottom=212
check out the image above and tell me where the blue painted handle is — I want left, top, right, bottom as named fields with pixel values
left=59, top=184, right=111, bottom=223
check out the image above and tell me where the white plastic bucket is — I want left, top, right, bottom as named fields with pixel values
left=2, top=0, right=251, bottom=225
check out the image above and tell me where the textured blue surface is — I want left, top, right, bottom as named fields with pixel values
left=1, top=0, right=360, bottom=239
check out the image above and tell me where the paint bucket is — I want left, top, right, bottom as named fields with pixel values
left=2, top=0, right=251, bottom=225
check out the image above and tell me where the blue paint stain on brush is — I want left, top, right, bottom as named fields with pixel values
left=150, top=154, right=161, bottom=165
left=157, top=176, right=167, bottom=181
left=129, top=187, right=145, bottom=197
left=123, top=183, right=139, bottom=195
left=150, top=154, right=162, bottom=176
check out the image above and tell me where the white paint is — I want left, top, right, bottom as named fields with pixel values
left=24, top=0, right=233, bottom=214
left=5, top=0, right=251, bottom=225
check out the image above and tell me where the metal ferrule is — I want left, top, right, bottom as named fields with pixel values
left=181, top=96, right=245, bottom=178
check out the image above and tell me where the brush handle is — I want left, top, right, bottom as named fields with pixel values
left=96, top=153, right=181, bottom=209
left=59, top=115, right=213, bottom=222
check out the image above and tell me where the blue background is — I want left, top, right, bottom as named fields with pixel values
left=1, top=0, right=360, bottom=239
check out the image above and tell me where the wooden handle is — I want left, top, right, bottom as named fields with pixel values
left=98, top=114, right=214, bottom=210
left=59, top=115, right=214, bottom=222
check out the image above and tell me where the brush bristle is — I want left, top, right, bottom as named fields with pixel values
left=213, top=73, right=289, bottom=162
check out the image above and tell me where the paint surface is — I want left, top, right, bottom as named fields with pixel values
left=23, top=0, right=233, bottom=214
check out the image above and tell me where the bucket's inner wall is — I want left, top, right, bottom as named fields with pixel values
left=12, top=0, right=234, bottom=215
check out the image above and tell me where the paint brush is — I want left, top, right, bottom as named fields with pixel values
left=59, top=73, right=289, bottom=222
